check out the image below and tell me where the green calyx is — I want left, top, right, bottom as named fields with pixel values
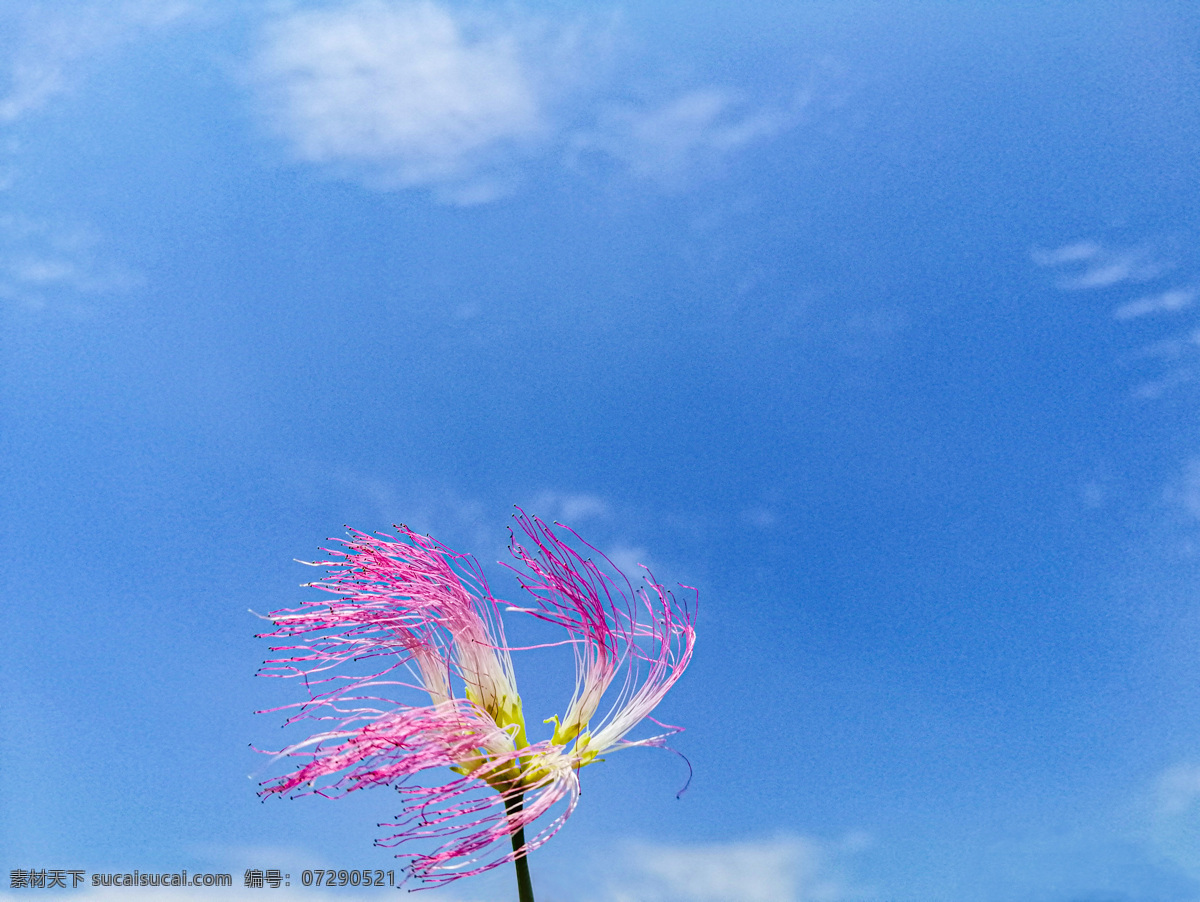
left=572, top=732, right=604, bottom=767
left=466, top=685, right=529, bottom=749
left=543, top=713, right=584, bottom=747
left=543, top=716, right=605, bottom=768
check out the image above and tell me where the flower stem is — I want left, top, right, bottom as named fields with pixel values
left=505, top=793, right=535, bottom=902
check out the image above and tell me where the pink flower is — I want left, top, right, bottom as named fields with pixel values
left=255, top=511, right=696, bottom=888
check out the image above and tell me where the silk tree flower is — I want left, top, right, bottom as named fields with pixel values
left=255, top=510, right=696, bottom=894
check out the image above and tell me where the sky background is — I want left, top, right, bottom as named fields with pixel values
left=2, top=2, right=1200, bottom=900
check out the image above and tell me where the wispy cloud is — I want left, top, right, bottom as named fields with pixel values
left=1156, top=763, right=1200, bottom=817
left=1144, top=763, right=1200, bottom=885
left=600, top=543, right=651, bottom=582
left=1120, top=328, right=1200, bottom=399
left=288, top=472, right=690, bottom=599
left=1030, top=240, right=1102, bottom=267
left=0, top=214, right=142, bottom=312
left=604, top=834, right=868, bottom=902
left=741, top=506, right=780, bottom=528
left=1031, top=240, right=1166, bottom=290
left=294, top=465, right=503, bottom=555
left=525, top=490, right=611, bottom=523
left=252, top=1, right=800, bottom=204
left=0, top=1, right=189, bottom=313
left=1114, top=287, right=1198, bottom=321
left=572, top=89, right=791, bottom=187
left=1132, top=367, right=1198, bottom=400
left=1163, top=458, right=1200, bottom=521
left=0, top=0, right=195, bottom=124
left=1034, top=234, right=1200, bottom=401
left=518, top=490, right=692, bottom=585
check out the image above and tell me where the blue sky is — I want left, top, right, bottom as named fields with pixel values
left=2, top=2, right=1200, bottom=900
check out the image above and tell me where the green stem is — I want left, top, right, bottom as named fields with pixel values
left=505, top=793, right=536, bottom=902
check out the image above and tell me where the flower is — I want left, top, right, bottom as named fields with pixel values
left=255, top=510, right=696, bottom=887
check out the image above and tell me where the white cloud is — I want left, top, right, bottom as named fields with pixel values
left=0, top=214, right=142, bottom=311
left=1032, top=235, right=1200, bottom=402
left=0, top=0, right=194, bottom=123
left=1133, top=368, right=1196, bottom=400
left=254, top=1, right=560, bottom=203
left=1163, top=459, right=1200, bottom=520
left=741, top=506, right=779, bottom=528
left=606, top=835, right=866, bottom=902
left=574, top=88, right=791, bottom=186
left=1030, top=240, right=1165, bottom=290
left=302, top=466, right=503, bottom=554
left=0, top=1, right=188, bottom=312
left=603, top=543, right=651, bottom=581
left=1157, top=763, right=1200, bottom=817
left=1126, top=329, right=1200, bottom=363
left=1030, top=240, right=1102, bottom=266
left=1063, top=250, right=1163, bottom=290
left=526, top=490, right=611, bottom=524
left=1145, top=763, right=1200, bottom=882
left=253, top=1, right=798, bottom=203
left=1114, top=286, right=1198, bottom=320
